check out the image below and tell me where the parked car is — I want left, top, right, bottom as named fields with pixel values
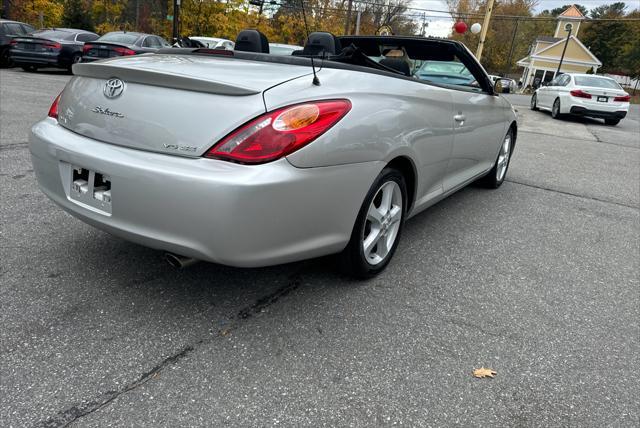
left=531, top=73, right=630, bottom=126
left=82, top=31, right=170, bottom=62
left=0, top=19, right=36, bottom=67
left=9, top=28, right=99, bottom=72
left=188, top=36, right=234, bottom=50
left=30, top=31, right=517, bottom=277
left=269, top=43, right=303, bottom=55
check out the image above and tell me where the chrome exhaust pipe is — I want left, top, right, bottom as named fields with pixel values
left=164, top=252, right=199, bottom=269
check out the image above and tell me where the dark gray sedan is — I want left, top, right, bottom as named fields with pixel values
left=81, top=31, right=170, bottom=62
left=10, top=28, right=99, bottom=71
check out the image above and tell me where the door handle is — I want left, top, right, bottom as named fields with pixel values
left=454, top=114, right=466, bottom=124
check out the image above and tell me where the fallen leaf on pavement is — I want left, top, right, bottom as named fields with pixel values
left=473, top=367, right=497, bottom=378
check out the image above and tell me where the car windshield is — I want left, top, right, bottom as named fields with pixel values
left=416, top=61, right=475, bottom=85
left=99, top=33, right=140, bottom=44
left=574, top=76, right=622, bottom=89
left=33, top=30, right=75, bottom=40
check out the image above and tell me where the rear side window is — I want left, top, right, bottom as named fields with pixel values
left=76, top=33, right=98, bottom=42
left=21, top=24, right=36, bottom=34
left=574, top=76, right=621, bottom=89
left=142, top=36, right=156, bottom=47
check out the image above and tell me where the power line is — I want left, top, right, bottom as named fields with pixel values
left=265, top=0, right=640, bottom=21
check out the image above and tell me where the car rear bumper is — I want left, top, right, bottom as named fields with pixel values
left=569, top=106, right=628, bottom=120
left=10, top=51, right=66, bottom=67
left=30, top=119, right=382, bottom=267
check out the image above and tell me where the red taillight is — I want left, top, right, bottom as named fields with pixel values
left=614, top=94, right=631, bottom=102
left=44, top=42, right=61, bottom=50
left=570, top=90, right=592, bottom=99
left=83, top=44, right=93, bottom=54
left=48, top=92, right=62, bottom=120
left=114, top=46, right=136, bottom=56
left=204, top=99, right=352, bottom=164
left=9, top=40, right=17, bottom=46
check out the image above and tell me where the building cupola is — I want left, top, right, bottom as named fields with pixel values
left=554, top=4, right=586, bottom=38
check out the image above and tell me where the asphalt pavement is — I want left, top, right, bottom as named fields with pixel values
left=1, top=69, right=639, bottom=427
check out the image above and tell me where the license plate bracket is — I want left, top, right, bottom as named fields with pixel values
left=68, top=165, right=112, bottom=215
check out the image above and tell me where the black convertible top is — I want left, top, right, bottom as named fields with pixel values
left=157, top=35, right=494, bottom=94
left=337, top=36, right=461, bottom=62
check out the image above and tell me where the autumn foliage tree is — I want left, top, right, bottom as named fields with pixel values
left=61, top=0, right=94, bottom=31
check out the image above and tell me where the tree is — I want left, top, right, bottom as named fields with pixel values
left=620, top=9, right=640, bottom=80
left=62, top=0, right=94, bottom=31
left=540, top=4, right=588, bottom=17
left=580, top=2, right=628, bottom=73
left=6, top=0, right=64, bottom=28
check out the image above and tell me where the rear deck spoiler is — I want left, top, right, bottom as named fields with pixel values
left=72, top=60, right=261, bottom=96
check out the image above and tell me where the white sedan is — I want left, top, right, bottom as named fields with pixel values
left=188, top=36, right=235, bottom=50
left=531, top=73, right=630, bottom=125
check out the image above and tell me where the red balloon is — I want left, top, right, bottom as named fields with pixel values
left=454, top=21, right=468, bottom=34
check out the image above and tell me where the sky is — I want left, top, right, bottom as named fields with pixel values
left=410, top=0, right=638, bottom=37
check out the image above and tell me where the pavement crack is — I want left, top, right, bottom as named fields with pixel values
left=0, top=142, right=28, bottom=151
left=236, top=274, right=302, bottom=320
left=36, top=346, right=195, bottom=428
left=35, top=272, right=303, bottom=428
left=519, top=129, right=637, bottom=149
left=505, top=179, right=638, bottom=210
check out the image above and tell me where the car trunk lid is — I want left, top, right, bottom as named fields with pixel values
left=58, top=54, right=311, bottom=157
left=11, top=36, right=61, bottom=52
left=82, top=41, right=136, bottom=59
left=577, top=86, right=626, bottom=98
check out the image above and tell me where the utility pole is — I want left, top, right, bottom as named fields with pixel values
left=344, top=0, right=353, bottom=35
left=556, top=23, right=572, bottom=76
left=505, top=18, right=520, bottom=76
left=2, top=0, right=10, bottom=19
left=355, top=9, right=361, bottom=35
left=475, top=0, right=495, bottom=61
left=172, top=0, right=181, bottom=43
left=135, top=0, right=140, bottom=31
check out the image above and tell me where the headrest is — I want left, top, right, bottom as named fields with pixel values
left=234, top=29, right=269, bottom=53
left=302, top=32, right=341, bottom=56
left=379, top=58, right=411, bottom=77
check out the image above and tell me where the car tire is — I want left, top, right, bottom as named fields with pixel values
left=478, top=127, right=514, bottom=189
left=604, top=118, right=620, bottom=126
left=21, top=65, right=36, bottom=72
left=68, top=53, right=81, bottom=72
left=339, top=167, right=407, bottom=278
left=551, top=98, right=563, bottom=119
left=0, top=49, right=12, bottom=68
left=530, top=93, right=538, bottom=111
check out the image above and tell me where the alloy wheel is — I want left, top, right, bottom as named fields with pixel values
left=362, top=181, right=403, bottom=265
left=496, top=132, right=512, bottom=181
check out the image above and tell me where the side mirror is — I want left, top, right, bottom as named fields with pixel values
left=493, top=78, right=511, bottom=94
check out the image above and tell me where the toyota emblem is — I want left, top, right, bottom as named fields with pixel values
left=103, top=78, right=125, bottom=99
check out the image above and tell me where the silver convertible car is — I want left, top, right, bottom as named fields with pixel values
left=30, top=31, right=517, bottom=277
